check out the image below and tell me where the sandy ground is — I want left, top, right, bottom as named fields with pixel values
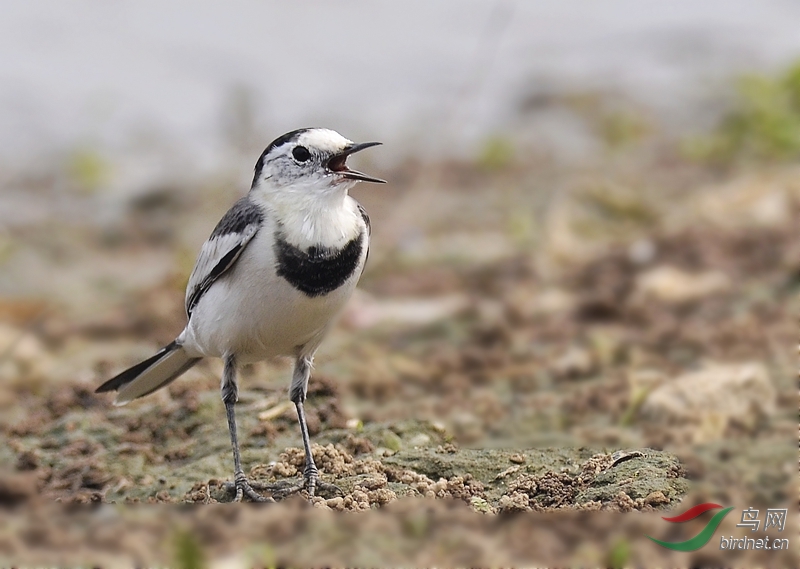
left=0, top=142, right=797, bottom=565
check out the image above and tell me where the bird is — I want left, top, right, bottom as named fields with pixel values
left=96, top=128, right=385, bottom=502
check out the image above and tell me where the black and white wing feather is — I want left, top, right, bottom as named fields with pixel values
left=356, top=202, right=371, bottom=236
left=185, top=197, right=263, bottom=317
left=356, top=201, right=371, bottom=273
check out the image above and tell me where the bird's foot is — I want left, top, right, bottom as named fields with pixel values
left=223, top=472, right=275, bottom=503
left=242, top=466, right=344, bottom=501
left=314, top=479, right=344, bottom=499
left=300, top=464, right=344, bottom=499
left=224, top=466, right=343, bottom=502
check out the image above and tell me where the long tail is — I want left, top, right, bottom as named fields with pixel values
left=95, top=341, right=201, bottom=406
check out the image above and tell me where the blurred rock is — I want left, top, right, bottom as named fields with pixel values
left=0, top=472, right=38, bottom=506
left=633, top=265, right=730, bottom=304
left=691, top=176, right=794, bottom=229
left=475, top=299, right=506, bottom=326
left=552, top=345, right=595, bottom=379
left=342, top=291, right=469, bottom=329
left=640, top=362, right=776, bottom=441
left=0, top=323, right=55, bottom=385
left=507, top=286, right=576, bottom=319
left=627, top=238, right=656, bottom=265
left=0, top=298, right=48, bottom=327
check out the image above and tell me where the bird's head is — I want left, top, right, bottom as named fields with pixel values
left=250, top=128, right=385, bottom=197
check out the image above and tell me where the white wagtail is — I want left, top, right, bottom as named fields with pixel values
left=96, top=128, right=385, bottom=502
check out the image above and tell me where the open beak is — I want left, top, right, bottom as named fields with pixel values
left=327, top=142, right=386, bottom=184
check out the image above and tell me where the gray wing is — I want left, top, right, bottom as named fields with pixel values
left=185, top=197, right=263, bottom=318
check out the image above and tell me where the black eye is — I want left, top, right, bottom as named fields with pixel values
left=292, top=145, right=311, bottom=162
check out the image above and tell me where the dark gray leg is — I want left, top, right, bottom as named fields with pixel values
left=287, top=356, right=341, bottom=498
left=236, top=355, right=341, bottom=501
left=219, top=355, right=340, bottom=501
left=289, top=356, right=320, bottom=496
left=221, top=354, right=272, bottom=503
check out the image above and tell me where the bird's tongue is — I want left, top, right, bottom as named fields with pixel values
left=328, top=154, right=349, bottom=173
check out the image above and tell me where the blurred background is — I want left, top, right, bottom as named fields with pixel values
left=0, top=1, right=798, bottom=566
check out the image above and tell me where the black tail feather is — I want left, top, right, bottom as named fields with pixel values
left=96, top=341, right=178, bottom=393
left=129, top=357, right=200, bottom=400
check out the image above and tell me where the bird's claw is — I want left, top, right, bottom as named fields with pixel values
left=314, top=479, right=345, bottom=498
left=223, top=466, right=342, bottom=502
left=224, top=472, right=275, bottom=503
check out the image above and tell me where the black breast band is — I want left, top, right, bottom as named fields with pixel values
left=274, top=231, right=364, bottom=297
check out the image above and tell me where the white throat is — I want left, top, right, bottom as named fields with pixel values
left=250, top=180, right=361, bottom=250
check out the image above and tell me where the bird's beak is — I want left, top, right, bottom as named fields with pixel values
left=327, top=142, right=386, bottom=184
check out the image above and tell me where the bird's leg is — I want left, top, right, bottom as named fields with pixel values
left=290, top=356, right=343, bottom=498
left=259, top=357, right=320, bottom=498
left=226, top=356, right=341, bottom=501
left=254, top=356, right=342, bottom=499
left=293, top=395, right=319, bottom=496
left=221, top=354, right=273, bottom=503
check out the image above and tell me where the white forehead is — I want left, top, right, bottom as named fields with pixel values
left=295, top=129, right=352, bottom=153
